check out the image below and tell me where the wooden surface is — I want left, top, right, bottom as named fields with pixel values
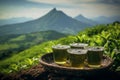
left=0, top=64, right=120, bottom=80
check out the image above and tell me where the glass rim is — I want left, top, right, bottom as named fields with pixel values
left=87, top=46, right=104, bottom=51
left=67, top=49, right=87, bottom=55
left=52, top=45, right=70, bottom=50
left=70, top=43, right=88, bottom=47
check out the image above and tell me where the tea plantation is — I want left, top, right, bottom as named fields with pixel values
left=0, top=22, right=120, bottom=74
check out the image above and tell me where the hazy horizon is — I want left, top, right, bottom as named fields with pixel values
left=0, top=0, right=120, bottom=20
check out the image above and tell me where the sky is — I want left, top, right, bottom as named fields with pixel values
left=0, top=0, right=120, bottom=19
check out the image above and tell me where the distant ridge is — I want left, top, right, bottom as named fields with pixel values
left=91, top=16, right=120, bottom=24
left=0, top=8, right=91, bottom=35
left=75, top=14, right=98, bottom=25
left=0, top=17, right=33, bottom=26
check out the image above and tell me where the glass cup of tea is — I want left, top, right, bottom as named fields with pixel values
left=70, top=43, right=88, bottom=49
left=67, top=49, right=87, bottom=69
left=87, top=47, right=104, bottom=68
left=52, top=44, right=70, bottom=65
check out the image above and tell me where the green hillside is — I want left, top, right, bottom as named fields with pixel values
left=0, top=30, right=67, bottom=60
left=0, top=22, right=120, bottom=74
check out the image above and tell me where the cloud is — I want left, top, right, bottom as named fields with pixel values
left=80, top=3, right=119, bottom=16
left=27, top=0, right=120, bottom=5
left=27, top=0, right=98, bottom=4
left=27, top=0, right=72, bottom=4
left=0, top=0, right=120, bottom=19
left=26, top=0, right=76, bottom=8
left=0, top=7, right=52, bottom=19
left=97, top=0, right=120, bottom=5
left=27, top=0, right=120, bottom=12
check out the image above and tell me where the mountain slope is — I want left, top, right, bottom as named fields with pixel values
left=75, top=14, right=98, bottom=25
left=0, top=8, right=91, bottom=35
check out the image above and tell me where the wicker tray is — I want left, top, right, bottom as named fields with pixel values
left=40, top=53, right=113, bottom=76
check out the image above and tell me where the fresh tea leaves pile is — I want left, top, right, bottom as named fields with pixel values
left=0, top=22, right=120, bottom=74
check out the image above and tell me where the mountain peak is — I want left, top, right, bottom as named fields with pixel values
left=53, top=8, right=57, bottom=11
left=75, top=14, right=85, bottom=18
left=78, top=14, right=83, bottom=16
left=41, top=8, right=69, bottom=19
left=50, top=8, right=57, bottom=12
left=75, top=14, right=97, bottom=25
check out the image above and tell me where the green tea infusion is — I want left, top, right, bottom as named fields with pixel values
left=52, top=45, right=70, bottom=65
left=87, top=47, right=104, bottom=68
left=67, top=49, right=87, bottom=69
